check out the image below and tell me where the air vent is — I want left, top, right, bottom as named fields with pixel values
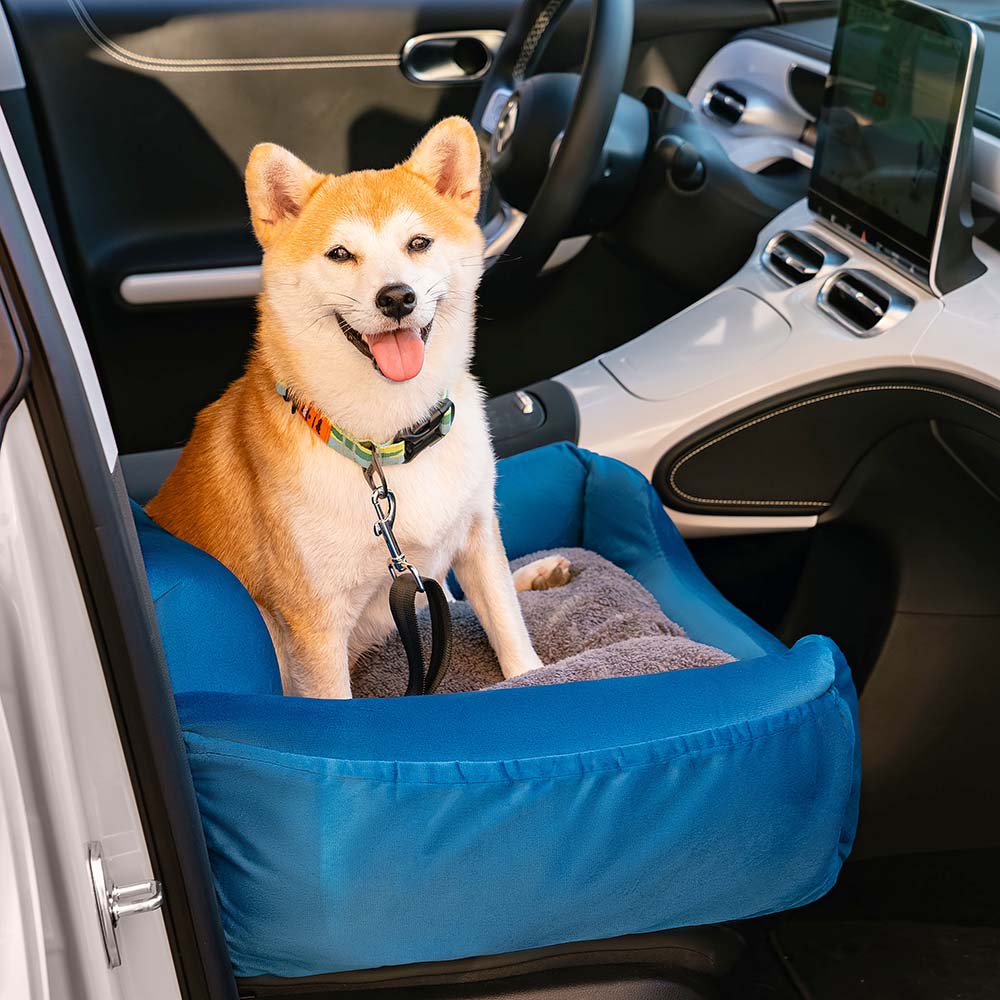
left=817, top=269, right=915, bottom=338
left=761, top=230, right=847, bottom=286
left=826, top=274, right=887, bottom=330
left=702, top=82, right=746, bottom=125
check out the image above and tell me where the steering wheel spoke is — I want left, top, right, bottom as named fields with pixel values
left=483, top=200, right=525, bottom=270
left=479, top=86, right=514, bottom=137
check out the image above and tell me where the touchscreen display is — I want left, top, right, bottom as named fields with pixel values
left=809, top=0, right=976, bottom=275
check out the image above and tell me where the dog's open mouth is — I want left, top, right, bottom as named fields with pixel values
left=336, top=313, right=433, bottom=383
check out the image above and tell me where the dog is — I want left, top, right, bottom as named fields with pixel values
left=147, top=117, right=569, bottom=698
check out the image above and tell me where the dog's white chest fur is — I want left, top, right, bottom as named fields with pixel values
left=264, top=375, right=501, bottom=688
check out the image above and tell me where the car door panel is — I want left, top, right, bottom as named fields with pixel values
left=2, top=0, right=781, bottom=453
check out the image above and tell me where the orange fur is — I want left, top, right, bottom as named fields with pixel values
left=147, top=362, right=321, bottom=619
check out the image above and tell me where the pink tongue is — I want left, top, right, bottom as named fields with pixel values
left=367, top=329, right=425, bottom=382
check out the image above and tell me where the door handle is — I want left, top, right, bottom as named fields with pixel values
left=401, top=30, right=504, bottom=84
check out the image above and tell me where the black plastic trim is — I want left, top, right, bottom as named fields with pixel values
left=0, top=253, right=27, bottom=448
left=655, top=368, right=1000, bottom=517
left=739, top=20, right=836, bottom=63
left=487, top=378, right=580, bottom=459
left=787, top=64, right=824, bottom=121
left=238, top=926, right=743, bottom=996
left=773, top=0, right=840, bottom=24
left=0, top=89, right=69, bottom=275
left=0, top=134, right=237, bottom=996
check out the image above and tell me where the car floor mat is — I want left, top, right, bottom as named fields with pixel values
left=771, top=921, right=1000, bottom=1000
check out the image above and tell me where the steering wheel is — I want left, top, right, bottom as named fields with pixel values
left=472, top=0, right=635, bottom=286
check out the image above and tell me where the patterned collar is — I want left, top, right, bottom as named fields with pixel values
left=275, top=383, right=454, bottom=469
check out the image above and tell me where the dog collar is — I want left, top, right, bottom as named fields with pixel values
left=275, top=382, right=454, bottom=469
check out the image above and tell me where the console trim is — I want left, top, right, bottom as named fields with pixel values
left=659, top=377, right=1000, bottom=515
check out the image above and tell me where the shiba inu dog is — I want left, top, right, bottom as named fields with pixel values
left=147, top=117, right=568, bottom=698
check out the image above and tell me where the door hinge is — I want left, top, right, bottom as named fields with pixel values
left=87, top=841, right=164, bottom=968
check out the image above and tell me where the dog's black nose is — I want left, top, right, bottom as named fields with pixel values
left=375, top=283, right=417, bottom=320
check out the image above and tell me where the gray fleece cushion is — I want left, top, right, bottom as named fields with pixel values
left=352, top=548, right=734, bottom=698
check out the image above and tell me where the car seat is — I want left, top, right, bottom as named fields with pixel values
left=129, top=443, right=860, bottom=986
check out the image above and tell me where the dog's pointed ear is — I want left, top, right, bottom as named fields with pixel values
left=404, top=117, right=481, bottom=216
left=246, top=143, right=325, bottom=248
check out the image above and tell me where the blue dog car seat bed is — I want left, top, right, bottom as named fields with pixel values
left=132, top=444, right=861, bottom=979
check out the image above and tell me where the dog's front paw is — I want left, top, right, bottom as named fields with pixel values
left=512, top=554, right=572, bottom=593
left=501, top=650, right=545, bottom=679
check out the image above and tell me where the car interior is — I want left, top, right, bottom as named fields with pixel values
left=2, top=0, right=999, bottom=997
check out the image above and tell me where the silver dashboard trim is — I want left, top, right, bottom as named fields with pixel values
left=119, top=265, right=262, bottom=305
left=701, top=79, right=807, bottom=140
left=481, top=86, right=514, bottom=134
left=401, top=30, right=505, bottom=85
left=701, top=83, right=745, bottom=125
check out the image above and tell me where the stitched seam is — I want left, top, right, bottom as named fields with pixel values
left=67, top=0, right=398, bottom=73
left=152, top=579, right=185, bottom=605
left=668, top=384, right=1000, bottom=508
left=184, top=694, right=832, bottom=786
left=766, top=686, right=857, bottom=914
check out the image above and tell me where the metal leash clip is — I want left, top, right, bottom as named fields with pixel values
left=359, top=447, right=453, bottom=696
left=363, top=450, right=425, bottom=592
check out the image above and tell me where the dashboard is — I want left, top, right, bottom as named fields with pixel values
left=556, top=12, right=1000, bottom=538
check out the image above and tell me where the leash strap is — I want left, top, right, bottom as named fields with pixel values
left=364, top=452, right=453, bottom=696
left=389, top=575, right=453, bottom=695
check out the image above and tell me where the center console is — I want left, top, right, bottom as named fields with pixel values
left=535, top=0, right=1000, bottom=538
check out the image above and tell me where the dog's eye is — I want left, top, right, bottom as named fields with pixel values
left=326, top=246, right=355, bottom=263
left=407, top=235, right=433, bottom=254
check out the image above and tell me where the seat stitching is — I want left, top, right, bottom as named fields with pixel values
left=67, top=0, right=399, bottom=73
left=668, top=384, right=1000, bottom=508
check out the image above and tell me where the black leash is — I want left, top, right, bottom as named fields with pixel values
left=364, top=452, right=453, bottom=695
